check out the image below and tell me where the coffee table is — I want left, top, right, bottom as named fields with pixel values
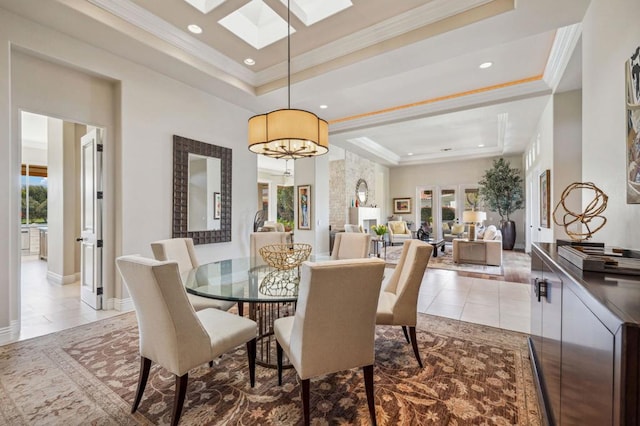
left=424, top=238, right=445, bottom=257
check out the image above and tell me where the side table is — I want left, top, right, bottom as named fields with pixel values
left=371, top=236, right=387, bottom=259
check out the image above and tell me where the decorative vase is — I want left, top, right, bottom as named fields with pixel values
left=501, top=220, right=516, bottom=250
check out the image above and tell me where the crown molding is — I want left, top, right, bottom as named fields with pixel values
left=329, top=76, right=550, bottom=134
left=255, top=0, right=510, bottom=87
left=543, top=23, right=582, bottom=92
left=86, top=0, right=255, bottom=84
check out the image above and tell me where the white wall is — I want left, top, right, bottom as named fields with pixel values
left=389, top=155, right=527, bottom=248
left=582, top=0, right=640, bottom=248
left=0, top=8, right=257, bottom=333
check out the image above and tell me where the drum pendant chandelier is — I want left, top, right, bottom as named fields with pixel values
left=247, top=0, right=329, bottom=160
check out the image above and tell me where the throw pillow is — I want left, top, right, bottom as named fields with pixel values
left=391, top=222, right=405, bottom=234
left=442, top=222, right=450, bottom=232
left=484, top=225, right=497, bottom=241
left=451, top=224, right=465, bottom=235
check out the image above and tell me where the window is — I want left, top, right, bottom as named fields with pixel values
left=21, top=164, right=48, bottom=224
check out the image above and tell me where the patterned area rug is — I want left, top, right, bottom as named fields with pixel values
left=385, top=245, right=504, bottom=276
left=0, top=312, right=540, bottom=425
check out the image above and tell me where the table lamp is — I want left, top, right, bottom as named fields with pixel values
left=462, top=211, right=486, bottom=241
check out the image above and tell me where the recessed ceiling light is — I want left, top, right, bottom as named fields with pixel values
left=479, top=62, right=493, bottom=69
left=319, top=105, right=328, bottom=109
left=478, top=144, right=485, bottom=147
left=187, top=24, right=203, bottom=34
left=244, top=58, right=256, bottom=66
left=407, top=152, right=414, bottom=156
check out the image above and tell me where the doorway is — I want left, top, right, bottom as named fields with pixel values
left=19, top=111, right=107, bottom=340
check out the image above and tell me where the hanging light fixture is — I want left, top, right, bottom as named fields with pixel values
left=248, top=0, right=328, bottom=160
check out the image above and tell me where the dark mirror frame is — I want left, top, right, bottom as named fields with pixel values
left=173, top=135, right=232, bottom=244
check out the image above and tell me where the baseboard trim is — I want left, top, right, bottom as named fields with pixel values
left=111, top=297, right=134, bottom=312
left=46, top=271, right=79, bottom=285
left=0, top=320, right=21, bottom=345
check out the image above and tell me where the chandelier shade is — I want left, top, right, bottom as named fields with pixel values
left=248, top=109, right=328, bottom=159
left=247, top=0, right=329, bottom=160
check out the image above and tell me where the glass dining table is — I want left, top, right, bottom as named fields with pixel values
left=183, top=256, right=329, bottom=368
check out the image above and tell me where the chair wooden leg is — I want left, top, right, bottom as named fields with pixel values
left=401, top=326, right=410, bottom=344
left=132, top=356, right=151, bottom=413
left=276, top=341, right=283, bottom=386
left=171, top=373, right=189, bottom=426
left=363, top=364, right=377, bottom=426
left=209, top=361, right=213, bottom=367
left=247, top=338, right=256, bottom=387
left=301, top=378, right=310, bottom=426
left=408, top=326, right=423, bottom=368
left=238, top=302, right=244, bottom=317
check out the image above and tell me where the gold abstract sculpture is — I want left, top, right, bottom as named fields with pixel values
left=553, top=182, right=608, bottom=240
left=259, top=243, right=312, bottom=270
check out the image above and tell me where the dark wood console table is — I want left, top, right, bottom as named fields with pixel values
left=530, top=243, right=640, bottom=425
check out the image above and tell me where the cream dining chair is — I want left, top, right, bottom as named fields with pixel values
left=274, top=258, right=386, bottom=425
left=330, top=232, right=371, bottom=259
left=116, top=255, right=258, bottom=426
left=249, top=232, right=290, bottom=266
left=376, top=239, right=433, bottom=367
left=150, top=238, right=236, bottom=313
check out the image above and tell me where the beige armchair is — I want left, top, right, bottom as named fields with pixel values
left=387, top=220, right=412, bottom=246
left=116, top=255, right=258, bottom=426
left=376, top=240, right=433, bottom=367
left=260, top=220, right=285, bottom=232
left=344, top=223, right=363, bottom=233
left=250, top=232, right=290, bottom=267
left=274, top=258, right=386, bottom=425
left=331, top=232, right=371, bottom=259
left=151, top=238, right=235, bottom=312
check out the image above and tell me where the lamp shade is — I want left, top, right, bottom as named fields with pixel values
left=248, top=109, right=329, bottom=160
left=462, top=211, right=486, bottom=223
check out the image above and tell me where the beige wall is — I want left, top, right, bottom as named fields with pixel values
left=390, top=155, right=526, bottom=248
left=582, top=0, right=640, bottom=248
left=0, top=8, right=257, bottom=332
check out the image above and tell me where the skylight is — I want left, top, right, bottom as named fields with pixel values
left=279, top=0, right=352, bottom=26
left=183, top=0, right=227, bottom=15
left=218, top=0, right=295, bottom=50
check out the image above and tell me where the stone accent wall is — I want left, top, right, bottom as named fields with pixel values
left=329, top=152, right=378, bottom=229
left=329, top=160, right=345, bottom=229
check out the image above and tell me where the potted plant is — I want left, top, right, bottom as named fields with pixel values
left=371, top=224, right=387, bottom=237
left=478, top=158, right=524, bottom=250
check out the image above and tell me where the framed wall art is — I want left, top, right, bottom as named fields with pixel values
left=540, top=170, right=550, bottom=228
left=213, top=192, right=221, bottom=220
left=297, top=185, right=311, bottom=230
left=626, top=46, right=640, bottom=203
left=393, top=197, right=411, bottom=214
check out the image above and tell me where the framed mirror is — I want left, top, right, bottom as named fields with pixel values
left=356, top=178, right=368, bottom=206
left=173, top=135, right=232, bottom=244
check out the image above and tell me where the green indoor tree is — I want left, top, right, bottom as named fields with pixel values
left=478, top=158, right=524, bottom=249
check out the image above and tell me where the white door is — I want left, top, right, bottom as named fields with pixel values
left=80, top=128, right=103, bottom=309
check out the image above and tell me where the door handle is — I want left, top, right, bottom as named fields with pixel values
left=534, top=278, right=548, bottom=302
left=76, top=237, right=84, bottom=242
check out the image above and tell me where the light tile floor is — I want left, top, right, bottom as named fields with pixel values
left=6, top=256, right=122, bottom=344
left=5, top=255, right=531, bottom=346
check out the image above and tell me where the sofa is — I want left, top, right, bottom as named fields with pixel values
left=452, top=225, right=502, bottom=266
left=387, top=220, right=412, bottom=246
left=442, top=221, right=468, bottom=242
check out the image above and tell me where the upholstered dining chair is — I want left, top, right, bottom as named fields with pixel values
left=116, top=255, right=258, bottom=426
left=330, top=232, right=371, bottom=259
left=150, top=238, right=236, bottom=313
left=249, top=232, right=290, bottom=267
left=274, top=258, right=386, bottom=426
left=376, top=239, right=433, bottom=367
